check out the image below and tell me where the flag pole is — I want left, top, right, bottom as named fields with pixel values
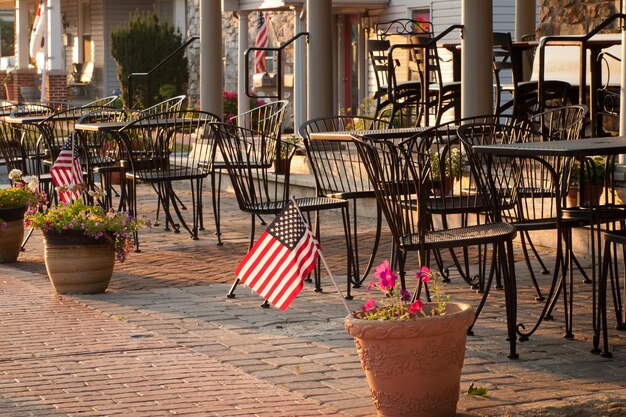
left=290, top=197, right=352, bottom=316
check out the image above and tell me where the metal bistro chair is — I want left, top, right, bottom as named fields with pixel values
left=139, top=95, right=187, bottom=115
left=117, top=110, right=221, bottom=249
left=211, top=122, right=355, bottom=302
left=209, top=100, right=289, bottom=245
left=353, top=136, right=519, bottom=358
left=299, top=115, right=393, bottom=285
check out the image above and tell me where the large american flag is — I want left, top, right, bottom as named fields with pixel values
left=235, top=200, right=321, bottom=310
left=51, top=134, right=83, bottom=203
left=254, top=11, right=269, bottom=73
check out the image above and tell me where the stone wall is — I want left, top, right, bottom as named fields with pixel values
left=538, top=0, right=620, bottom=36
left=185, top=3, right=294, bottom=120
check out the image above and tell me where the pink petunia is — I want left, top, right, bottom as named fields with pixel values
left=374, top=260, right=397, bottom=291
left=408, top=299, right=424, bottom=314
left=417, top=266, right=432, bottom=283
left=362, top=298, right=376, bottom=312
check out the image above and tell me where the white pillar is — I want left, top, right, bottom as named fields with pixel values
left=200, top=1, right=223, bottom=117
left=15, top=0, right=29, bottom=70
left=46, top=0, right=63, bottom=71
left=294, top=9, right=306, bottom=133
left=461, top=0, right=493, bottom=119
left=307, top=0, right=333, bottom=118
left=237, top=12, right=249, bottom=116
left=515, top=0, right=536, bottom=80
left=514, top=0, right=535, bottom=41
left=617, top=1, right=626, bottom=323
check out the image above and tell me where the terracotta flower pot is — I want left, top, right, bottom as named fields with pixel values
left=344, top=302, right=474, bottom=417
left=567, top=185, right=603, bottom=207
left=0, top=206, right=26, bottom=263
left=43, top=230, right=115, bottom=294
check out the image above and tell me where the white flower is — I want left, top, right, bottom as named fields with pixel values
left=27, top=177, right=39, bottom=191
left=8, top=169, right=22, bottom=181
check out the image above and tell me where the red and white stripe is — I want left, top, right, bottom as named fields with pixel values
left=236, top=225, right=320, bottom=311
left=254, top=12, right=269, bottom=73
left=51, top=149, right=83, bottom=203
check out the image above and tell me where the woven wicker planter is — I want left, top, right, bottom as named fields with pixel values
left=43, top=231, right=115, bottom=294
left=344, top=303, right=474, bottom=417
left=0, top=206, right=26, bottom=263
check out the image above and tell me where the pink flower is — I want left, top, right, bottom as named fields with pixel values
left=367, top=279, right=375, bottom=293
left=408, top=299, right=424, bottom=314
left=416, top=266, right=432, bottom=283
left=362, top=298, right=376, bottom=312
left=374, top=260, right=397, bottom=291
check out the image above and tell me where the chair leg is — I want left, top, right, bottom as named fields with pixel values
left=340, top=206, right=354, bottom=301
left=502, top=239, right=519, bottom=360
left=594, top=241, right=612, bottom=357
left=211, top=170, right=223, bottom=245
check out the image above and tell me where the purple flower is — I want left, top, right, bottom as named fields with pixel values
left=400, top=289, right=411, bottom=301
left=374, top=260, right=397, bottom=291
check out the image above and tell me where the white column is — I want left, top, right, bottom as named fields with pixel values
left=306, top=0, right=333, bottom=118
left=514, top=0, right=535, bottom=41
left=200, top=1, right=223, bottom=117
left=461, top=0, right=493, bottom=119
left=515, top=0, right=536, bottom=80
left=619, top=0, right=626, bottom=162
left=15, top=0, right=29, bottom=70
left=294, top=10, right=306, bottom=133
left=47, top=0, right=63, bottom=71
left=237, top=12, right=249, bottom=116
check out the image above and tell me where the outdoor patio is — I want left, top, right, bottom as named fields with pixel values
left=1, top=172, right=626, bottom=417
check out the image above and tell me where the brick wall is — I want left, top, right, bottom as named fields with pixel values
left=45, top=71, right=68, bottom=104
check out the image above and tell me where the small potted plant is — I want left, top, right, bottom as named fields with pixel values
left=26, top=186, right=142, bottom=294
left=430, top=148, right=467, bottom=196
left=0, top=170, right=46, bottom=263
left=568, top=156, right=605, bottom=207
left=344, top=261, right=474, bottom=417
left=275, top=134, right=300, bottom=175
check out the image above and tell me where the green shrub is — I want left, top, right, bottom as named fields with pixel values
left=111, top=12, right=188, bottom=108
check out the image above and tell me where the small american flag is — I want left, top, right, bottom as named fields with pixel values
left=236, top=200, right=321, bottom=310
left=51, top=134, right=83, bottom=203
left=254, top=11, right=269, bottom=73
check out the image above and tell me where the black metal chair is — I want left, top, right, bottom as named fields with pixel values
left=138, top=95, right=187, bottom=115
left=299, top=115, right=393, bottom=285
left=209, top=100, right=289, bottom=245
left=354, top=135, right=519, bottom=358
left=492, top=32, right=570, bottom=119
left=117, top=110, right=221, bottom=249
left=211, top=122, right=355, bottom=302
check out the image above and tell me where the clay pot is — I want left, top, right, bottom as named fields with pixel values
left=567, top=185, right=603, bottom=207
left=0, top=206, right=26, bottom=263
left=344, top=302, right=474, bottom=417
left=43, top=230, right=115, bottom=294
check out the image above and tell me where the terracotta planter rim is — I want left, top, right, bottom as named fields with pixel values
left=345, top=302, right=474, bottom=339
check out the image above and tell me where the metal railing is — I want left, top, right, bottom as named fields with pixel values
left=127, top=36, right=199, bottom=109
left=244, top=32, right=309, bottom=101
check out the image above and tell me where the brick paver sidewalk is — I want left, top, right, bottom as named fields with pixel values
left=1, top=183, right=626, bottom=416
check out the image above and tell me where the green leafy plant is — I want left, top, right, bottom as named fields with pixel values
left=279, top=134, right=300, bottom=159
left=569, top=156, right=605, bottom=187
left=430, top=148, right=468, bottom=181
left=466, top=383, right=489, bottom=398
left=355, top=260, right=450, bottom=320
left=1, top=169, right=46, bottom=210
left=26, top=193, right=143, bottom=263
left=111, top=12, right=188, bottom=108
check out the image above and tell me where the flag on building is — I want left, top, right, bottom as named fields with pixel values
left=235, top=200, right=321, bottom=310
left=29, top=1, right=46, bottom=60
left=51, top=134, right=83, bottom=203
left=254, top=11, right=269, bottom=73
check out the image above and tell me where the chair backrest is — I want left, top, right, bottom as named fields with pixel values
left=82, top=95, right=120, bottom=108
left=368, top=39, right=394, bottom=93
left=118, top=110, right=220, bottom=182
left=375, top=19, right=433, bottom=39
left=456, top=121, right=564, bottom=225
left=352, top=137, right=420, bottom=251
left=230, top=99, right=289, bottom=139
left=140, top=95, right=187, bottom=115
left=10, top=103, right=54, bottom=118
left=211, top=122, right=292, bottom=213
left=299, top=115, right=393, bottom=198
left=75, top=109, right=141, bottom=172
left=523, top=105, right=588, bottom=142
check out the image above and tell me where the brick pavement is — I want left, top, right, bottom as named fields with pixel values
left=1, top=182, right=626, bottom=416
